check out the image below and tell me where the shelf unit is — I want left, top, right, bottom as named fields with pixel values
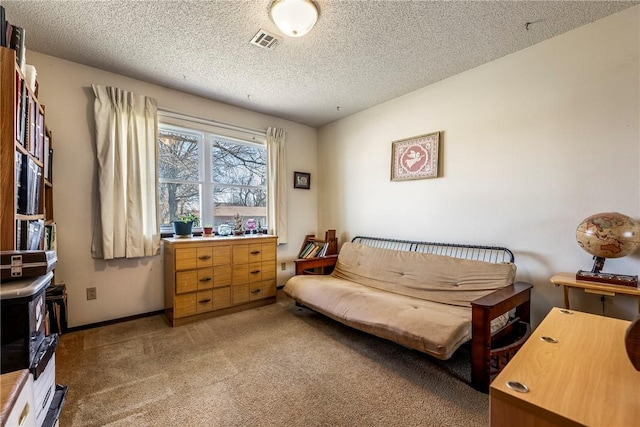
left=1, top=46, right=54, bottom=251
left=294, top=229, right=339, bottom=275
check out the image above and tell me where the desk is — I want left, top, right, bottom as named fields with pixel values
left=550, top=272, right=640, bottom=314
left=490, top=307, right=640, bottom=426
left=1, top=370, right=35, bottom=427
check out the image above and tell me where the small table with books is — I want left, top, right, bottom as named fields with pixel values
left=550, top=272, right=640, bottom=315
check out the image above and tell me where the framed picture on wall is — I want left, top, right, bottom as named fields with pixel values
left=294, top=172, right=311, bottom=189
left=391, top=131, right=441, bottom=181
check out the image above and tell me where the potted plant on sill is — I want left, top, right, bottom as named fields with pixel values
left=203, top=224, right=213, bottom=236
left=173, top=212, right=200, bottom=237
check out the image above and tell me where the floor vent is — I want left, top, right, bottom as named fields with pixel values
left=250, top=29, right=280, bottom=50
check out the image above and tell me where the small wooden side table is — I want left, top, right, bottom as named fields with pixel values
left=550, top=272, right=640, bottom=315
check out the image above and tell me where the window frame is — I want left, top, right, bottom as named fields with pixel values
left=158, top=122, right=268, bottom=235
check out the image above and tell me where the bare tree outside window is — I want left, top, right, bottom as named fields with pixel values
left=158, top=129, right=201, bottom=226
left=157, top=124, right=267, bottom=232
left=212, top=139, right=267, bottom=228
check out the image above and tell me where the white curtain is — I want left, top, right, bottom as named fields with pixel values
left=91, top=85, right=160, bottom=259
left=266, top=127, right=288, bottom=244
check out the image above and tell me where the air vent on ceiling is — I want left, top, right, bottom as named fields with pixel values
left=250, top=29, right=280, bottom=50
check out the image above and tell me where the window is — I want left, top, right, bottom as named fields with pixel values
left=158, top=124, right=267, bottom=233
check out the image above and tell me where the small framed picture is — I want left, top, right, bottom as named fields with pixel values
left=294, top=172, right=311, bottom=189
left=391, top=131, right=441, bottom=181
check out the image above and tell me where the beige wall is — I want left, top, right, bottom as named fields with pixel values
left=318, top=7, right=640, bottom=325
left=28, top=52, right=318, bottom=327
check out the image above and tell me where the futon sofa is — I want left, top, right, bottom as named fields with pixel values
left=284, top=236, right=533, bottom=392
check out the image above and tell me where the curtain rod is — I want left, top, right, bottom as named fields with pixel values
left=157, top=107, right=267, bottom=137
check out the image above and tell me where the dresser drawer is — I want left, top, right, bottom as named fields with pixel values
left=249, top=279, right=277, bottom=301
left=174, top=290, right=215, bottom=318
left=261, top=242, right=276, bottom=261
left=248, top=262, right=263, bottom=283
left=212, top=245, right=231, bottom=266
left=261, top=260, right=276, bottom=280
left=213, top=287, right=231, bottom=309
left=213, top=265, right=232, bottom=287
left=175, top=247, right=214, bottom=270
left=232, top=284, right=250, bottom=305
left=232, top=244, right=249, bottom=265
left=196, top=247, right=213, bottom=268
left=176, top=270, right=198, bottom=294
left=175, top=293, right=197, bottom=318
left=175, top=248, right=198, bottom=271
left=197, top=268, right=214, bottom=290
left=176, top=268, right=215, bottom=293
left=196, top=290, right=213, bottom=312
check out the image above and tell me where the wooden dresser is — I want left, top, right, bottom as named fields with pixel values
left=490, top=307, right=640, bottom=427
left=163, top=235, right=277, bottom=326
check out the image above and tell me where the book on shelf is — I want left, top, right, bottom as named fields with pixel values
left=19, top=79, right=27, bottom=146
left=17, top=156, right=42, bottom=215
left=15, top=219, right=44, bottom=250
left=304, top=244, right=322, bottom=258
left=44, top=134, right=50, bottom=181
left=27, top=219, right=44, bottom=250
left=299, top=242, right=315, bottom=258
left=1, top=6, right=6, bottom=49
left=44, top=222, right=56, bottom=251
left=318, top=242, right=329, bottom=257
left=8, top=24, right=24, bottom=70
left=28, top=95, right=36, bottom=156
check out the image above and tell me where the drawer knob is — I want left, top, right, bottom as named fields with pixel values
left=199, top=255, right=211, bottom=260
left=199, top=277, right=212, bottom=282
left=251, top=251, right=260, bottom=255
left=251, top=289, right=261, bottom=294
left=251, top=270, right=261, bottom=274
left=199, top=298, right=212, bottom=304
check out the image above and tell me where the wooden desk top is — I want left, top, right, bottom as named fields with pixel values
left=0, top=370, right=29, bottom=426
left=550, top=272, right=640, bottom=296
left=491, top=307, right=640, bottom=426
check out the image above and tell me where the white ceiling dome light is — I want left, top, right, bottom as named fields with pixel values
left=270, top=0, right=319, bottom=38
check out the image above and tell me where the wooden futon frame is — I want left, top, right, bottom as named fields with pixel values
left=305, top=235, right=533, bottom=393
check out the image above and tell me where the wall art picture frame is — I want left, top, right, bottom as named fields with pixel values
left=391, top=131, right=441, bottom=181
left=294, top=171, right=311, bottom=189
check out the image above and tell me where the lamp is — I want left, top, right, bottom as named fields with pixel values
left=270, top=0, right=318, bottom=38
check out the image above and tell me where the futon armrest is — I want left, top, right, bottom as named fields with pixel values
left=470, top=281, right=533, bottom=393
left=294, top=254, right=339, bottom=275
left=471, top=281, right=533, bottom=321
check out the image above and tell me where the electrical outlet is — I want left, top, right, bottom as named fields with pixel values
left=86, top=287, right=97, bottom=300
left=281, top=262, right=286, bottom=271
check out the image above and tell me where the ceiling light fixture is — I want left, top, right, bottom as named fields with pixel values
left=270, top=0, right=318, bottom=38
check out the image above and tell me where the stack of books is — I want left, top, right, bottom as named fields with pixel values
left=299, top=241, right=330, bottom=259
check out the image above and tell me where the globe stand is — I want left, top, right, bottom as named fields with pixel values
left=590, top=256, right=606, bottom=274
left=576, top=256, right=638, bottom=288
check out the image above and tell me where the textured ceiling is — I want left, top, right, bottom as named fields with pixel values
left=3, top=1, right=638, bottom=127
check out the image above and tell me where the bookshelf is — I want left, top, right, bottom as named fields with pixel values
left=294, top=230, right=339, bottom=275
left=0, top=46, right=54, bottom=251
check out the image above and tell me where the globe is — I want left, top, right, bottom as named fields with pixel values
left=576, top=212, right=640, bottom=260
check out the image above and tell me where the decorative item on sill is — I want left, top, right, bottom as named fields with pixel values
left=257, top=220, right=265, bottom=234
left=203, top=224, right=213, bottom=237
left=218, top=223, right=232, bottom=236
left=233, top=213, right=245, bottom=236
left=245, top=218, right=257, bottom=234
left=575, top=212, right=640, bottom=287
left=173, top=213, right=200, bottom=238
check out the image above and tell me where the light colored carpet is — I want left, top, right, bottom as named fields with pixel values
left=56, top=291, right=489, bottom=426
